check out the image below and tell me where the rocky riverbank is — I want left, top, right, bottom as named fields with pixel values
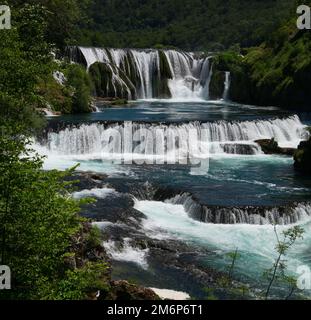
left=66, top=170, right=311, bottom=299
left=69, top=172, right=231, bottom=299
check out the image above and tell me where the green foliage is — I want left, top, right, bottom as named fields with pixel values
left=0, top=3, right=93, bottom=116
left=241, top=20, right=311, bottom=108
left=203, top=287, right=218, bottom=300
left=0, top=3, right=107, bottom=299
left=110, top=99, right=128, bottom=106
left=204, top=248, right=251, bottom=300
left=209, top=15, right=311, bottom=109
left=263, top=225, right=305, bottom=300
left=37, top=262, right=109, bottom=300
left=35, top=73, right=73, bottom=114
left=65, top=64, right=93, bottom=113
left=10, top=0, right=91, bottom=49
left=0, top=4, right=53, bottom=132
left=209, top=51, right=248, bottom=100
left=227, top=248, right=240, bottom=281
left=89, top=62, right=135, bottom=99
left=34, top=60, right=94, bottom=114
left=204, top=225, right=305, bottom=300
left=86, top=225, right=102, bottom=249
left=0, top=126, right=109, bottom=299
left=77, top=0, right=294, bottom=51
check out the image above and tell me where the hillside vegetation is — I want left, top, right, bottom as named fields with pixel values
left=210, top=13, right=311, bottom=109
left=10, top=0, right=295, bottom=51
left=79, top=0, right=295, bottom=51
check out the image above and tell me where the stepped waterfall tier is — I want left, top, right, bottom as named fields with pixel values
left=43, top=115, right=307, bottom=157
left=66, top=46, right=215, bottom=100
left=36, top=99, right=311, bottom=300
left=166, top=193, right=311, bottom=225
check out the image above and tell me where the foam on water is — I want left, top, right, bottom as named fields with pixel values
left=32, top=143, right=128, bottom=175
left=134, top=199, right=311, bottom=276
left=72, top=187, right=117, bottom=199
left=40, top=115, right=308, bottom=162
left=103, top=238, right=149, bottom=269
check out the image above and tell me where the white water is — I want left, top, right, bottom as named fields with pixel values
left=222, top=71, right=231, bottom=101
left=53, top=71, right=66, bottom=86
left=93, top=105, right=101, bottom=113
left=42, top=116, right=307, bottom=162
left=73, top=187, right=117, bottom=199
left=168, top=192, right=311, bottom=225
left=134, top=199, right=311, bottom=279
left=149, top=288, right=190, bottom=300
left=32, top=143, right=128, bottom=175
left=44, top=110, right=55, bottom=117
left=103, top=238, right=149, bottom=269
left=70, top=47, right=215, bottom=101
left=164, top=50, right=209, bottom=100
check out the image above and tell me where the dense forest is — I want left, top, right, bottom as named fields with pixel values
left=8, top=0, right=297, bottom=51
left=210, top=12, right=311, bottom=109
left=79, top=0, right=295, bottom=50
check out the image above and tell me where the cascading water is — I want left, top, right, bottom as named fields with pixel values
left=166, top=192, right=311, bottom=225
left=67, top=46, right=213, bottom=101
left=163, top=50, right=205, bottom=100
left=42, top=115, right=307, bottom=158
left=222, top=71, right=231, bottom=101
left=199, top=59, right=213, bottom=100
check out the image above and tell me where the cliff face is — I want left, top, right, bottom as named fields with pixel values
left=209, top=23, right=311, bottom=110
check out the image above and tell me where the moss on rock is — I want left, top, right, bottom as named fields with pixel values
left=89, top=62, right=136, bottom=100
left=209, top=70, right=225, bottom=100
left=151, top=50, right=173, bottom=98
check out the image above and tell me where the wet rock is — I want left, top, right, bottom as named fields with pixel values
left=67, top=221, right=110, bottom=269
left=102, top=280, right=160, bottom=300
left=294, top=137, right=311, bottom=174
left=255, top=138, right=296, bottom=155
left=96, top=97, right=129, bottom=106
left=77, top=171, right=108, bottom=182
left=65, top=171, right=109, bottom=191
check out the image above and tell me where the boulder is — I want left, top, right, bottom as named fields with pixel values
left=294, top=138, right=311, bottom=174
left=255, top=138, right=296, bottom=156
left=102, top=280, right=160, bottom=300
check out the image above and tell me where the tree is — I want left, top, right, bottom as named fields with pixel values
left=263, top=225, right=304, bottom=300
left=0, top=125, right=109, bottom=299
left=66, top=64, right=93, bottom=113
left=10, top=0, right=92, bottom=50
left=0, top=3, right=107, bottom=300
left=0, top=3, right=53, bottom=132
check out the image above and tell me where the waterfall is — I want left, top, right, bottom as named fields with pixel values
left=167, top=193, right=311, bottom=225
left=199, top=59, right=213, bottom=100
left=67, top=46, right=213, bottom=100
left=43, top=115, right=307, bottom=157
left=222, top=71, right=231, bottom=101
left=93, top=105, right=100, bottom=113
left=43, top=109, right=55, bottom=117
left=163, top=50, right=202, bottom=100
